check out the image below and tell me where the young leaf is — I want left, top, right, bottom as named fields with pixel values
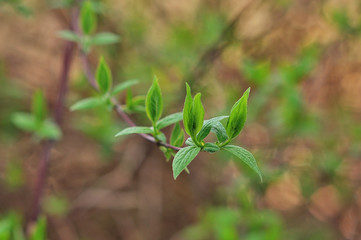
left=29, top=215, right=46, bottom=240
left=192, top=93, right=205, bottom=135
left=172, top=146, right=201, bottom=179
left=170, top=122, right=184, bottom=147
left=80, top=1, right=96, bottom=35
left=155, top=132, right=167, bottom=143
left=32, top=90, right=47, bottom=122
left=96, top=57, right=112, bottom=93
left=125, top=88, right=133, bottom=110
left=90, top=32, right=121, bottom=45
left=223, top=145, right=262, bottom=181
left=182, top=83, right=205, bottom=140
left=36, top=120, right=62, bottom=140
left=58, top=30, right=80, bottom=42
left=145, top=76, right=163, bottom=124
left=211, top=121, right=228, bottom=143
left=11, top=113, right=37, bottom=132
left=196, top=116, right=228, bottom=141
left=156, top=112, right=183, bottom=129
left=127, top=95, right=146, bottom=112
left=182, top=83, right=193, bottom=136
left=203, top=142, right=220, bottom=153
left=111, top=79, right=139, bottom=96
left=160, top=146, right=173, bottom=161
left=226, top=87, right=250, bottom=140
left=115, top=126, right=153, bottom=137
left=185, top=137, right=195, bottom=146
left=70, top=97, right=104, bottom=111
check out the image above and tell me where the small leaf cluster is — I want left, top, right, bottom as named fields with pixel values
left=11, top=90, right=61, bottom=140
left=115, top=77, right=184, bottom=158
left=58, top=1, right=120, bottom=52
left=64, top=2, right=261, bottom=182
left=114, top=80, right=262, bottom=181
left=70, top=57, right=141, bottom=112
left=173, top=84, right=261, bottom=181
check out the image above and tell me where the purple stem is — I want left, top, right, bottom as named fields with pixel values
left=27, top=11, right=77, bottom=227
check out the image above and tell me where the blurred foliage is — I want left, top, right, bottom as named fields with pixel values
left=1, top=0, right=361, bottom=239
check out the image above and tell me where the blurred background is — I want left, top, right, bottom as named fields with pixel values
left=1, top=0, right=361, bottom=239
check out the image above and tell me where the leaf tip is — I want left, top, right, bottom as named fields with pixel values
left=244, top=87, right=251, bottom=97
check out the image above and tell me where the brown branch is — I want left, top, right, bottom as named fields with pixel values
left=27, top=9, right=77, bottom=230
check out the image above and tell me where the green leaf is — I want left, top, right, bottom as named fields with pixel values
left=96, top=57, right=112, bottom=93
left=36, top=120, right=62, bottom=140
left=182, top=83, right=205, bottom=140
left=160, top=146, right=173, bottom=161
left=126, top=94, right=146, bottom=113
left=192, top=93, right=205, bottom=134
left=11, top=113, right=37, bottom=132
left=0, top=215, right=12, bottom=239
left=32, top=90, right=47, bottom=122
left=226, top=87, right=250, bottom=139
left=90, top=32, right=121, bottom=45
left=80, top=1, right=96, bottom=35
left=115, top=126, right=153, bottom=137
left=111, top=79, right=139, bottom=96
left=196, top=116, right=228, bottom=141
left=211, top=121, right=228, bottom=143
left=70, top=97, right=104, bottom=111
left=172, top=146, right=201, bottom=179
left=185, top=137, right=195, bottom=146
left=156, top=112, right=183, bottom=129
left=125, top=88, right=133, bottom=110
left=58, top=30, right=80, bottom=42
left=203, top=142, right=220, bottom=153
left=29, top=216, right=46, bottom=240
left=183, top=83, right=193, bottom=136
left=155, top=132, right=167, bottom=143
left=145, top=76, right=163, bottom=124
left=170, top=122, right=184, bottom=147
left=223, top=145, right=262, bottom=181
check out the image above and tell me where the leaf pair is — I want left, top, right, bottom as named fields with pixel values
left=58, top=1, right=120, bottom=53
left=172, top=85, right=262, bottom=181
left=71, top=58, right=139, bottom=112
left=172, top=139, right=262, bottom=181
left=59, top=31, right=120, bottom=48
left=183, top=83, right=205, bottom=143
left=115, top=78, right=184, bottom=142
left=12, top=91, right=61, bottom=140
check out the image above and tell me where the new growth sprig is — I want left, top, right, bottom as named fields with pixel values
left=172, top=84, right=262, bottom=180
left=66, top=1, right=262, bottom=181
left=113, top=80, right=262, bottom=181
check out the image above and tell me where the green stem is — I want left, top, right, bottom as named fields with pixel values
left=218, top=138, right=231, bottom=148
left=192, top=137, right=204, bottom=149
left=152, top=122, right=159, bottom=141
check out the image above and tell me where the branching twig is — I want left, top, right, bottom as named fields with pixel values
left=71, top=12, right=181, bottom=152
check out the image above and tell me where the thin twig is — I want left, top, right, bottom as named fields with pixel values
left=27, top=10, right=77, bottom=228
left=71, top=12, right=181, bottom=152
